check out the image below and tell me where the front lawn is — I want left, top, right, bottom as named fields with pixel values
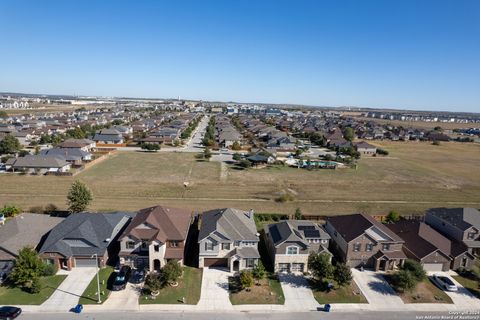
left=384, top=275, right=453, bottom=304
left=453, top=273, right=480, bottom=299
left=78, top=266, right=115, bottom=304
left=229, top=274, right=285, bottom=305
left=139, top=267, right=202, bottom=304
left=310, top=279, right=367, bottom=304
left=0, top=275, right=67, bottom=305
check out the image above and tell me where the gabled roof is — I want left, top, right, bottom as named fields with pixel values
left=39, top=212, right=132, bottom=257
left=0, top=213, right=63, bottom=260
left=199, top=208, right=258, bottom=242
left=120, top=205, right=192, bottom=243
left=427, top=208, right=480, bottom=231
left=386, top=220, right=451, bottom=259
left=11, top=155, right=70, bottom=169
left=327, top=213, right=403, bottom=243
left=267, top=220, right=330, bottom=247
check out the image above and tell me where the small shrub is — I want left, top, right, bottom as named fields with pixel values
left=41, top=263, right=58, bottom=277
left=1, top=205, right=22, bottom=218
left=402, top=259, right=426, bottom=281
left=275, top=193, right=294, bottom=203
left=28, top=277, right=43, bottom=294
left=240, top=270, right=254, bottom=289
left=376, top=148, right=389, bottom=156
left=29, top=206, right=45, bottom=214
left=432, top=141, right=441, bottom=146
left=44, top=203, right=58, bottom=214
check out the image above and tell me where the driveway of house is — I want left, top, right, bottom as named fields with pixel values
left=352, top=269, right=404, bottom=309
left=102, top=282, right=140, bottom=310
left=431, top=273, right=480, bottom=309
left=196, top=268, right=233, bottom=310
left=278, top=273, right=319, bottom=311
left=41, top=267, right=97, bottom=311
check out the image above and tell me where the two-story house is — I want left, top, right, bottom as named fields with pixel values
left=325, top=213, right=406, bottom=270
left=198, top=208, right=260, bottom=272
left=118, top=206, right=192, bottom=272
left=264, top=220, right=331, bottom=273
left=425, top=207, right=480, bottom=256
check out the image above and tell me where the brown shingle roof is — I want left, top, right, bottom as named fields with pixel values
left=121, top=206, right=192, bottom=243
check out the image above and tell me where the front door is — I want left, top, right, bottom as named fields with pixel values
left=379, top=259, right=387, bottom=271
left=233, top=260, right=240, bottom=272
left=153, top=259, right=161, bottom=272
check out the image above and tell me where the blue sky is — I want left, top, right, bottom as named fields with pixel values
left=1, top=0, right=479, bottom=112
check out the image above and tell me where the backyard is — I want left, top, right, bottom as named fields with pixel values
left=0, top=275, right=67, bottom=305
left=1, top=141, right=479, bottom=216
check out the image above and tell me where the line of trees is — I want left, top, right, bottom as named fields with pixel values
left=202, top=117, right=216, bottom=147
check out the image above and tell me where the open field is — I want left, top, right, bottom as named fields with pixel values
left=1, top=141, right=480, bottom=215
left=353, top=116, right=477, bottom=130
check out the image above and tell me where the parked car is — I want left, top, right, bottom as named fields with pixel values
left=112, top=266, right=132, bottom=291
left=0, top=306, right=22, bottom=319
left=130, top=269, right=146, bottom=284
left=430, top=275, right=458, bottom=291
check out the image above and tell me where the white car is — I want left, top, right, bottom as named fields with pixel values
left=431, top=275, right=458, bottom=291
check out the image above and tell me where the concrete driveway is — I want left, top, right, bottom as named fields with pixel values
left=352, top=268, right=403, bottom=309
left=430, top=273, right=480, bottom=309
left=197, top=268, right=233, bottom=310
left=102, top=282, right=140, bottom=310
left=278, top=273, right=319, bottom=311
left=42, top=267, right=97, bottom=311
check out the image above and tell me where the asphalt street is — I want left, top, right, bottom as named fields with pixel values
left=18, top=311, right=469, bottom=320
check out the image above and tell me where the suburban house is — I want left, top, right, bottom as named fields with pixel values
left=40, top=148, right=92, bottom=165
left=264, top=220, right=331, bottom=273
left=0, top=213, right=63, bottom=273
left=325, top=213, right=406, bottom=270
left=118, top=206, right=193, bottom=272
left=93, top=128, right=124, bottom=144
left=425, top=207, right=480, bottom=256
left=198, top=208, right=260, bottom=272
left=386, top=220, right=474, bottom=271
left=39, top=212, right=131, bottom=270
left=353, top=141, right=377, bottom=155
left=58, top=138, right=96, bottom=151
left=7, top=155, right=71, bottom=174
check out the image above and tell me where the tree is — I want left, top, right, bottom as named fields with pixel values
left=343, top=127, right=355, bottom=141
left=238, top=159, right=252, bottom=168
left=0, top=135, right=22, bottom=154
left=239, top=270, right=254, bottom=289
left=294, top=208, right=303, bottom=220
left=67, top=180, right=93, bottom=213
left=144, top=273, right=163, bottom=293
left=34, top=146, right=41, bottom=155
left=392, top=269, right=417, bottom=292
left=333, top=263, right=352, bottom=287
left=402, top=259, right=426, bottom=281
left=252, top=261, right=266, bottom=284
left=1, top=204, right=21, bottom=218
left=9, top=247, right=45, bottom=292
left=384, top=210, right=400, bottom=223
left=161, top=260, right=182, bottom=285
left=231, top=141, right=241, bottom=150
left=66, top=127, right=86, bottom=139
left=203, top=148, right=212, bottom=160
left=0, top=110, right=8, bottom=118
left=141, top=143, right=160, bottom=152
left=308, top=253, right=334, bottom=282
left=232, top=153, right=242, bottom=161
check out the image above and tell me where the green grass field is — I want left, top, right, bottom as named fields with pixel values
left=0, top=275, right=67, bottom=305
left=78, top=266, right=114, bottom=304
left=1, top=141, right=479, bottom=216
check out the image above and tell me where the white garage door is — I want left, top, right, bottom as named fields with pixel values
left=75, top=258, right=98, bottom=267
left=423, top=263, right=443, bottom=272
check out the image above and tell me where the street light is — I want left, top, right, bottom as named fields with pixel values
left=91, top=253, right=101, bottom=304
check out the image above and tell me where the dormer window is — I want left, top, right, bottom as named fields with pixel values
left=126, top=241, right=135, bottom=249
left=170, top=241, right=179, bottom=247
left=382, top=244, right=390, bottom=251
left=467, top=232, right=476, bottom=240
left=141, top=241, right=148, bottom=250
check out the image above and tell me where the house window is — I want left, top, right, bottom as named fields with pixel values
left=365, top=243, right=373, bottom=252
left=205, top=241, right=214, bottom=251
left=126, top=241, right=135, bottom=249
left=154, top=245, right=160, bottom=252
left=141, top=241, right=148, bottom=250
left=382, top=244, right=391, bottom=251
left=245, top=258, right=255, bottom=268
left=222, top=243, right=230, bottom=250
left=286, top=246, right=298, bottom=255
left=353, top=243, right=361, bottom=252
left=170, top=241, right=179, bottom=247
